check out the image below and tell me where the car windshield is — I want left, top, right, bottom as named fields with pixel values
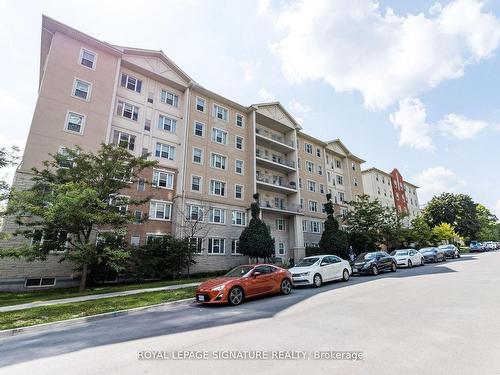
left=295, top=258, right=320, bottom=267
left=225, top=265, right=255, bottom=277
left=391, top=250, right=408, bottom=256
left=438, top=245, right=452, bottom=249
left=420, top=248, right=435, bottom=253
left=358, top=252, right=378, bottom=260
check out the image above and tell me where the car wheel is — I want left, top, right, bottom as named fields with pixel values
left=421, top=258, right=425, bottom=266
left=280, top=278, right=292, bottom=295
left=442, top=256, right=447, bottom=262
left=457, top=252, right=461, bottom=258
left=372, top=265, right=379, bottom=276
left=342, top=269, right=350, bottom=282
left=408, top=259, right=412, bottom=268
left=313, top=273, right=322, bottom=288
left=391, top=262, right=397, bottom=272
left=228, top=286, right=244, bottom=306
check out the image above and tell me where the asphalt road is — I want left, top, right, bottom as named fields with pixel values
left=1, top=252, right=500, bottom=375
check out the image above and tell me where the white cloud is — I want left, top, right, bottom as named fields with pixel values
left=413, top=166, right=466, bottom=203
left=437, top=113, right=488, bottom=139
left=389, top=98, right=435, bottom=150
left=272, top=0, right=500, bottom=109
left=289, top=99, right=311, bottom=113
left=257, top=0, right=271, bottom=15
left=390, top=98, right=492, bottom=150
left=239, top=60, right=262, bottom=82
left=257, top=88, right=276, bottom=101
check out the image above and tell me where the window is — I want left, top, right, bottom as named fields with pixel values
left=317, top=165, right=323, bottom=176
left=147, top=92, right=154, bottom=103
left=305, top=143, right=313, bottom=154
left=336, top=175, right=344, bottom=185
left=155, top=143, right=175, bottom=160
left=190, top=238, right=204, bottom=254
left=109, top=195, right=129, bottom=215
left=353, top=177, right=358, bottom=187
left=193, top=148, right=203, bottom=164
left=236, top=114, right=244, bottom=127
left=210, top=153, right=227, bottom=170
left=231, top=239, right=240, bottom=255
left=152, top=170, right=174, bottom=189
left=341, top=208, right=349, bottom=217
left=25, top=277, right=56, bottom=288
left=80, top=49, right=96, bottom=69
left=235, top=160, right=244, bottom=174
left=208, top=208, right=226, bottom=224
left=299, top=178, right=303, bottom=189
left=160, top=90, right=179, bottom=107
left=146, top=234, right=167, bottom=244
left=276, top=218, right=286, bottom=231
left=308, top=180, right=316, bottom=192
left=188, top=205, right=204, bottom=221
left=277, top=242, right=285, bottom=255
left=208, top=238, right=225, bottom=254
left=300, top=198, right=304, bottom=209
left=65, top=111, right=85, bottom=134
left=134, top=210, right=143, bottom=223
left=212, top=128, right=228, bottom=145
left=158, top=115, right=177, bottom=132
left=73, top=79, right=91, bottom=100
left=213, top=104, right=228, bottom=121
left=338, top=192, right=345, bottom=203
left=235, top=184, right=243, bottom=199
left=320, top=184, right=325, bottom=194
left=196, top=97, right=206, bottom=112
left=209, top=180, right=226, bottom=196
left=335, top=159, right=342, bottom=169
left=149, top=201, right=171, bottom=220
left=352, top=162, right=356, bottom=171
left=120, top=73, right=142, bottom=93
left=191, top=175, right=201, bottom=192
left=130, top=235, right=141, bottom=246
left=310, top=221, right=320, bottom=233
left=235, top=136, right=244, bottom=150
left=194, top=122, right=204, bottom=137
left=144, top=119, right=151, bottom=131
left=232, top=211, right=246, bottom=226
left=57, top=147, right=75, bottom=168
left=306, top=161, right=314, bottom=173
left=137, top=179, right=146, bottom=192
left=112, top=130, right=135, bottom=151
left=302, top=220, right=308, bottom=232
left=117, top=101, right=139, bottom=121
left=309, top=200, right=318, bottom=212
left=316, top=148, right=321, bottom=157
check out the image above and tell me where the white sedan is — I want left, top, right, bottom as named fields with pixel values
left=289, top=255, right=352, bottom=287
left=390, top=249, right=424, bottom=268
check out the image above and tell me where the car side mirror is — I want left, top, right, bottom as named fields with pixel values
left=320, top=262, right=327, bottom=266
left=252, top=271, right=261, bottom=277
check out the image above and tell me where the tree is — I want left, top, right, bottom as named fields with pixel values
left=423, top=193, right=480, bottom=242
left=238, top=193, right=274, bottom=261
left=476, top=204, right=500, bottom=241
left=344, top=195, right=385, bottom=253
left=409, top=215, right=433, bottom=248
left=0, top=146, right=19, bottom=201
left=1, top=144, right=156, bottom=291
left=318, top=193, right=348, bottom=258
left=432, top=222, right=461, bottom=244
left=380, top=207, right=407, bottom=251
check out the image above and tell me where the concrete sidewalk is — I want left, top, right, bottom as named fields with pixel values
left=0, top=282, right=201, bottom=313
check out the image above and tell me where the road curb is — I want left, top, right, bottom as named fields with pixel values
left=0, top=297, right=195, bottom=338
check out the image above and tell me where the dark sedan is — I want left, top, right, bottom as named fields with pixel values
left=419, top=247, right=446, bottom=262
left=352, top=251, right=397, bottom=276
left=438, top=244, right=460, bottom=259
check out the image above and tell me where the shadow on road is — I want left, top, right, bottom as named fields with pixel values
left=0, top=254, right=481, bottom=367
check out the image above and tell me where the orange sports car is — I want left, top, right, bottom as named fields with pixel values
left=195, top=264, right=293, bottom=305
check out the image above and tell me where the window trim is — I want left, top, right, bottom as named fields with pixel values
left=149, top=200, right=172, bottom=221
left=71, top=77, right=92, bottom=102
left=207, top=237, right=226, bottom=255
left=190, top=175, right=202, bottom=193
left=235, top=135, right=244, bottom=151
left=157, top=114, right=177, bottom=133
left=212, top=103, right=229, bottom=122
left=210, top=152, right=228, bottom=171
left=235, top=113, right=244, bottom=128
left=64, top=110, right=86, bottom=135
left=209, top=207, right=226, bottom=225
left=155, top=142, right=176, bottom=161
left=160, top=89, right=179, bottom=107
left=195, top=96, right=206, bottom=113
left=231, top=210, right=246, bottom=226
left=235, top=159, right=244, bottom=175
left=193, top=121, right=205, bottom=138
left=234, top=184, right=244, bottom=200
left=152, top=168, right=175, bottom=190
left=211, top=127, right=228, bottom=145
left=120, top=72, right=142, bottom=93
left=79, top=47, right=97, bottom=70
left=192, top=147, right=204, bottom=165
left=208, top=179, right=227, bottom=197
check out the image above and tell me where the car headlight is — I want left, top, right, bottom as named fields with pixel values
left=211, top=284, right=225, bottom=291
left=299, top=272, right=310, bottom=277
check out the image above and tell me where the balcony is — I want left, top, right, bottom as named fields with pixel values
left=255, top=153, right=296, bottom=173
left=256, top=175, right=298, bottom=195
left=255, top=128, right=295, bottom=154
left=258, top=200, right=303, bottom=216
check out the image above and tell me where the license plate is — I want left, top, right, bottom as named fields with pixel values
left=352, top=267, right=358, bottom=272
left=197, top=295, right=205, bottom=302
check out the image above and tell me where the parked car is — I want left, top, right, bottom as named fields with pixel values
left=195, top=264, right=292, bottom=306
left=419, top=247, right=446, bottom=262
left=352, top=251, right=397, bottom=275
left=438, top=244, right=460, bottom=259
left=390, top=249, right=425, bottom=267
left=469, top=242, right=485, bottom=252
left=484, top=242, right=497, bottom=251
left=289, top=255, right=352, bottom=287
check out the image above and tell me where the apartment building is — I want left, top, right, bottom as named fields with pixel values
left=361, top=167, right=420, bottom=225
left=0, top=16, right=366, bottom=290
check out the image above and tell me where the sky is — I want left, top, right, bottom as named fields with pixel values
left=0, top=0, right=499, bottom=216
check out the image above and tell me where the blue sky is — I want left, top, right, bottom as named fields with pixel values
left=0, top=0, right=499, bottom=216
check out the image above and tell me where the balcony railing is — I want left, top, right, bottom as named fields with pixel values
left=256, top=175, right=297, bottom=190
left=256, top=128, right=294, bottom=148
left=255, top=152, right=296, bottom=169
left=258, top=200, right=302, bottom=213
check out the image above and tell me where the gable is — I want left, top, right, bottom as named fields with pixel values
left=256, top=104, right=299, bottom=129
left=122, top=55, right=189, bottom=87
left=326, top=141, right=348, bottom=156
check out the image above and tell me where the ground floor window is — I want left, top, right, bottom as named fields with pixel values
left=231, top=239, right=240, bottom=255
left=277, top=242, right=285, bottom=255
left=208, top=238, right=225, bottom=254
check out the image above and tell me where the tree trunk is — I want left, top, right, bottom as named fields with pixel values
left=79, top=264, right=88, bottom=292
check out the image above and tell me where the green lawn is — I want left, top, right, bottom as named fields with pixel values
left=0, top=278, right=208, bottom=307
left=0, top=287, right=196, bottom=331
